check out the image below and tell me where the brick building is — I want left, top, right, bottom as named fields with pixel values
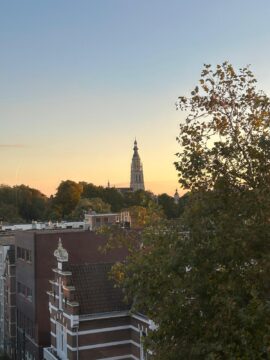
left=0, top=234, right=15, bottom=357
left=44, top=240, right=150, bottom=360
left=15, top=229, right=128, bottom=360
left=3, top=246, right=16, bottom=359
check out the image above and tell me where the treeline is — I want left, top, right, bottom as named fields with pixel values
left=0, top=181, right=188, bottom=223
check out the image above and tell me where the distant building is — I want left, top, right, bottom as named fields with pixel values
left=0, top=221, right=85, bottom=232
left=174, top=189, right=180, bottom=204
left=110, top=139, right=146, bottom=193
left=84, top=212, right=119, bottom=231
left=116, top=187, right=133, bottom=194
left=84, top=210, right=131, bottom=230
left=130, top=139, right=145, bottom=191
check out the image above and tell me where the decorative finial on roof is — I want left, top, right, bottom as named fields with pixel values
left=54, top=238, right=68, bottom=262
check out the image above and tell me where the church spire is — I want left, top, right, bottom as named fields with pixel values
left=174, top=189, right=180, bottom=204
left=130, top=139, right=145, bottom=191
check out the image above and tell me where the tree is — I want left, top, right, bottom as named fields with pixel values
left=54, top=180, right=83, bottom=218
left=15, top=185, right=48, bottom=221
left=71, top=197, right=111, bottom=220
left=123, top=189, right=154, bottom=208
left=157, top=193, right=178, bottom=218
left=127, top=201, right=164, bottom=229
left=80, top=182, right=103, bottom=199
left=0, top=203, right=23, bottom=223
left=0, top=184, right=48, bottom=223
left=103, top=187, right=124, bottom=212
left=110, top=63, right=270, bottom=359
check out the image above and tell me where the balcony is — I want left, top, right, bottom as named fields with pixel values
left=43, top=347, right=61, bottom=360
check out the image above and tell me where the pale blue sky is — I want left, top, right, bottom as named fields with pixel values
left=1, top=0, right=270, bottom=195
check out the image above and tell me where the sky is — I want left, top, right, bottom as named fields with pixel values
left=1, top=0, right=270, bottom=196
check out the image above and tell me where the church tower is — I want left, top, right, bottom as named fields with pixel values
left=174, top=189, right=180, bottom=204
left=130, top=139, right=145, bottom=191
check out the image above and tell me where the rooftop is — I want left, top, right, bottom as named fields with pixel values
left=70, top=262, right=130, bottom=315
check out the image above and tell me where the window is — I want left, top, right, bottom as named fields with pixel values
left=26, top=287, right=32, bottom=301
left=17, top=282, right=32, bottom=302
left=56, top=322, right=67, bottom=359
left=17, top=247, right=32, bottom=263
left=17, top=310, right=34, bottom=339
left=26, top=250, right=31, bottom=262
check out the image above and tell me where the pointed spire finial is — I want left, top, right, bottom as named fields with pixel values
left=174, top=189, right=180, bottom=204
left=133, top=138, right=138, bottom=151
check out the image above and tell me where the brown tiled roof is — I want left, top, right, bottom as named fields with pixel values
left=70, top=263, right=130, bottom=315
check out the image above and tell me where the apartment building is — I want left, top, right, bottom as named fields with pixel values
left=3, top=247, right=16, bottom=359
left=44, top=240, right=150, bottom=360
left=15, top=229, right=128, bottom=360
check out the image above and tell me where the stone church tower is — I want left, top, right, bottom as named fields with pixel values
left=130, top=139, right=145, bottom=191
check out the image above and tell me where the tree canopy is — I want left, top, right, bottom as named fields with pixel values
left=0, top=184, right=47, bottom=223
left=0, top=182, right=184, bottom=224
left=109, top=63, right=270, bottom=359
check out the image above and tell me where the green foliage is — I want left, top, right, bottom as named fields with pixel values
left=175, top=62, right=270, bottom=191
left=0, top=181, right=184, bottom=223
left=81, top=183, right=155, bottom=212
left=124, top=190, right=154, bottom=208
left=54, top=180, right=83, bottom=218
left=15, top=185, right=48, bottom=221
left=0, top=203, right=23, bottom=223
left=71, top=197, right=111, bottom=220
left=157, top=193, right=178, bottom=218
left=80, top=182, right=103, bottom=198
left=102, top=187, right=124, bottom=212
left=109, top=63, right=270, bottom=359
left=101, top=200, right=165, bottom=254
left=0, top=184, right=47, bottom=222
left=127, top=201, right=165, bottom=229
